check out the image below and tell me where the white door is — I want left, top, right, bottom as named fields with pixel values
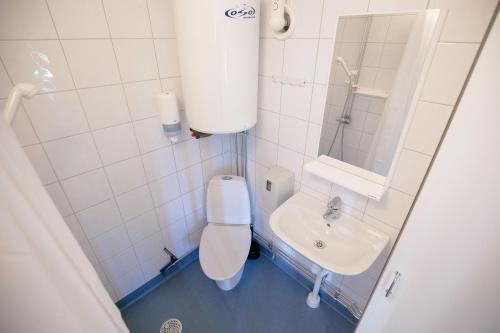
left=356, top=13, right=500, bottom=333
left=0, top=101, right=128, bottom=332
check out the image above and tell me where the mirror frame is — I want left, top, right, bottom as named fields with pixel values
left=304, top=9, right=445, bottom=200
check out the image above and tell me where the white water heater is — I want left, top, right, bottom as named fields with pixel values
left=173, top=0, right=260, bottom=134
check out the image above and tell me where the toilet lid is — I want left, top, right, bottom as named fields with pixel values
left=199, top=224, right=251, bottom=281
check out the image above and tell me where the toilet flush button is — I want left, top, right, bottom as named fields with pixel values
left=222, top=176, right=232, bottom=180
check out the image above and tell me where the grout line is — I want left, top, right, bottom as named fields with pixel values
left=0, top=76, right=182, bottom=99
left=114, top=0, right=201, bottom=251
left=0, top=37, right=178, bottom=42
left=274, top=37, right=286, bottom=167
left=66, top=174, right=210, bottom=221
left=98, top=2, right=166, bottom=260
left=363, top=210, right=404, bottom=232
left=401, top=146, right=433, bottom=157
left=95, top=0, right=145, bottom=282
left=145, top=0, right=164, bottom=85
left=304, top=0, right=327, bottom=170
left=417, top=98, right=455, bottom=107
left=30, top=114, right=177, bottom=147
left=21, top=4, right=82, bottom=229
left=42, top=0, right=112, bottom=284
left=259, top=36, right=337, bottom=40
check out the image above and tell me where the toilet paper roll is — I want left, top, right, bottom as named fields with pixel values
left=156, top=91, right=180, bottom=126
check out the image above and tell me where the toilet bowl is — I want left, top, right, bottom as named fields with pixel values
left=199, top=175, right=251, bottom=291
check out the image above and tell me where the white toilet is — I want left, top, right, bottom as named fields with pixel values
left=199, top=175, right=251, bottom=291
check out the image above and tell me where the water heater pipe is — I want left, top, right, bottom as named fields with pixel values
left=3, top=83, right=38, bottom=125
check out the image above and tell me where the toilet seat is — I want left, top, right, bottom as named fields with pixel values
left=199, top=224, right=251, bottom=281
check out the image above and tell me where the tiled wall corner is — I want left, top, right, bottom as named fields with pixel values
left=252, top=0, right=495, bottom=311
left=0, top=0, right=232, bottom=302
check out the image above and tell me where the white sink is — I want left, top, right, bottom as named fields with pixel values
left=270, top=192, right=389, bottom=276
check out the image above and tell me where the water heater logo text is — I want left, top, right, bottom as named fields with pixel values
left=224, top=4, right=256, bottom=19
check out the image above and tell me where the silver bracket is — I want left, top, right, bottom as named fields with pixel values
left=385, top=271, right=402, bottom=298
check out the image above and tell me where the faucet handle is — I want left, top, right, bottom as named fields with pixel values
left=327, top=196, right=342, bottom=209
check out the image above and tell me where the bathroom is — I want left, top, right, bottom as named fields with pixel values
left=0, top=0, right=499, bottom=332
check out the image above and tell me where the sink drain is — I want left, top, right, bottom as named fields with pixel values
left=314, top=240, right=326, bottom=249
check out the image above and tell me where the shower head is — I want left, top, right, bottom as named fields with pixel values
left=335, top=57, right=359, bottom=88
left=336, top=57, right=353, bottom=77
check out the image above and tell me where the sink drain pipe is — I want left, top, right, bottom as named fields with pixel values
left=306, top=269, right=329, bottom=308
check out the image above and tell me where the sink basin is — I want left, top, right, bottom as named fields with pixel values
left=270, top=192, right=389, bottom=275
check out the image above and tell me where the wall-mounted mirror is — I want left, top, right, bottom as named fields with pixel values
left=305, top=10, right=443, bottom=200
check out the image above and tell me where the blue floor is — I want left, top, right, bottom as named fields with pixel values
left=121, top=256, right=356, bottom=333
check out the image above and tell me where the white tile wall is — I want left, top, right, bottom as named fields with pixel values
left=0, top=0, right=57, bottom=39
left=156, top=198, right=185, bottom=227
left=76, top=199, right=122, bottom=239
left=113, top=39, right=158, bottom=82
left=250, top=0, right=493, bottom=312
left=79, top=85, right=131, bottom=130
left=1, top=0, right=232, bottom=302
left=134, top=116, right=170, bottom=153
left=124, top=80, right=162, bottom=120
left=45, top=182, right=73, bottom=217
left=256, top=110, right=279, bottom=143
left=142, top=146, right=176, bottom=181
left=420, top=43, right=479, bottom=105
left=101, top=247, right=139, bottom=282
left=147, top=0, right=176, bottom=38
left=178, top=164, right=204, bottom=194
left=0, top=64, right=12, bottom=99
left=281, top=84, right=313, bottom=120
left=102, top=0, right=152, bottom=38
left=47, top=0, right=110, bottom=39
left=63, top=215, right=87, bottom=244
left=278, top=115, right=308, bottom=153
left=61, top=168, right=113, bottom=211
left=0, top=40, right=75, bottom=92
left=149, top=173, right=181, bottom=206
left=404, top=101, right=453, bottom=155
left=62, top=40, right=121, bottom=88
left=126, top=210, right=160, bottom=243
left=91, top=225, right=132, bottom=261
left=154, top=39, right=180, bottom=78
left=25, top=91, right=89, bottom=141
left=429, top=0, right=497, bottom=43
left=43, top=133, right=101, bottom=179
left=24, top=144, right=57, bottom=185
left=105, top=157, right=147, bottom=195
left=93, top=123, right=139, bottom=165
left=283, top=39, right=318, bottom=82
left=2, top=0, right=492, bottom=309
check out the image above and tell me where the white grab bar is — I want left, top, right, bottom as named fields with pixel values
left=3, top=83, right=38, bottom=124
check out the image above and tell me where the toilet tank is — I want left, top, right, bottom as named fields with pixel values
left=206, top=175, right=251, bottom=225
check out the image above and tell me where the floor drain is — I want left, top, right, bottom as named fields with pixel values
left=160, top=318, right=182, bottom=333
left=314, top=240, right=326, bottom=249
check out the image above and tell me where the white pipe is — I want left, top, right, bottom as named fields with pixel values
left=306, top=268, right=329, bottom=308
left=3, top=83, right=38, bottom=125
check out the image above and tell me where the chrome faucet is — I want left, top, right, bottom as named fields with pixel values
left=323, top=196, right=342, bottom=224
